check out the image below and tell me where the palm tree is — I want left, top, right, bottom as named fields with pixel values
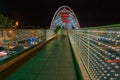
left=0, top=13, right=15, bottom=46
left=0, top=13, right=14, bottom=28
left=0, top=13, right=6, bottom=37
left=8, top=19, right=14, bottom=28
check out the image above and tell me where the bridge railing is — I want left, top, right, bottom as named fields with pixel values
left=1, top=29, right=56, bottom=47
left=0, top=29, right=56, bottom=62
left=46, top=29, right=56, bottom=40
left=69, top=27, right=120, bottom=80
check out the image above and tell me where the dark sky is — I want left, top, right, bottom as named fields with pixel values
left=0, top=0, right=120, bottom=27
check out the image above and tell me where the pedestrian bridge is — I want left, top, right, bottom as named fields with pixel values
left=0, top=25, right=120, bottom=80
left=0, top=5, right=120, bottom=80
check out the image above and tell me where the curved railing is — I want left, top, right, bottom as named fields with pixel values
left=69, top=26, right=120, bottom=80
left=0, top=29, right=55, bottom=64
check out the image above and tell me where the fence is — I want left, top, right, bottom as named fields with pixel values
left=0, top=29, right=56, bottom=62
left=69, top=27, right=120, bottom=80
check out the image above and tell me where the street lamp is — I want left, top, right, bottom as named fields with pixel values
left=14, top=21, right=19, bottom=28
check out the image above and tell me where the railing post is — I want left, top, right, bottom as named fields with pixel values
left=87, top=30, right=90, bottom=73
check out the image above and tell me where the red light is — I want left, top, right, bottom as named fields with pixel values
left=106, top=60, right=120, bottom=62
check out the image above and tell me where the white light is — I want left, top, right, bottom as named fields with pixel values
left=115, top=66, right=119, bottom=68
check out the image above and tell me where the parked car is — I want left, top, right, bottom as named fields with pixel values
left=0, top=47, right=8, bottom=57
left=12, top=45, right=24, bottom=53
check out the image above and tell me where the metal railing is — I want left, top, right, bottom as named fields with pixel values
left=0, top=29, right=56, bottom=62
left=69, top=27, right=120, bottom=80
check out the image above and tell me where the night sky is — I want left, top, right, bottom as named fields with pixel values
left=0, top=0, right=120, bottom=27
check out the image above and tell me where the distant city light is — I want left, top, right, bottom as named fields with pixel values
left=9, top=29, right=13, bottom=34
left=15, top=21, right=19, bottom=26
